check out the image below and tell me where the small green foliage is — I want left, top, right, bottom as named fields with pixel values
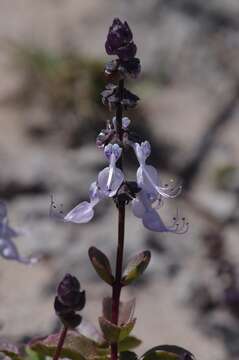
left=25, top=347, right=45, bottom=360
left=118, top=336, right=142, bottom=352
left=98, top=317, right=136, bottom=343
left=122, top=251, right=151, bottom=286
left=120, top=351, right=138, bottom=360
left=88, top=247, right=114, bottom=285
left=140, top=345, right=196, bottom=360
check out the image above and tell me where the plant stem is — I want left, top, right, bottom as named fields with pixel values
left=111, top=78, right=125, bottom=360
left=52, top=326, right=68, bottom=360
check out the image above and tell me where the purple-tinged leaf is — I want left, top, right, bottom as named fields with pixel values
left=88, top=247, right=114, bottom=285
left=98, top=317, right=136, bottom=343
left=77, top=319, right=105, bottom=344
left=30, top=331, right=108, bottom=360
left=102, top=297, right=135, bottom=325
left=122, top=251, right=151, bottom=286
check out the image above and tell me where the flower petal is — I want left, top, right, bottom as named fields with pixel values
left=0, top=237, right=38, bottom=264
left=122, top=117, right=131, bottom=129
left=131, top=198, right=145, bottom=218
left=137, top=164, right=159, bottom=198
left=134, top=141, right=151, bottom=163
left=89, top=182, right=104, bottom=206
left=138, top=165, right=181, bottom=199
left=64, top=201, right=94, bottom=224
left=104, top=143, right=122, bottom=162
left=142, top=210, right=170, bottom=232
left=0, top=223, right=19, bottom=238
left=97, top=166, right=124, bottom=197
left=143, top=210, right=189, bottom=234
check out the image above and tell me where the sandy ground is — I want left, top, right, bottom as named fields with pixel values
left=1, top=2, right=239, bottom=360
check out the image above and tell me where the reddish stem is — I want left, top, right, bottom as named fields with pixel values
left=111, top=79, right=125, bottom=360
left=52, top=326, right=68, bottom=360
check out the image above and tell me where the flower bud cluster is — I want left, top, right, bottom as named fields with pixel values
left=104, top=18, right=141, bottom=80
left=54, top=273, right=85, bottom=328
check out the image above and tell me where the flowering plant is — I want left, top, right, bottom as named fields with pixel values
left=0, top=18, right=194, bottom=360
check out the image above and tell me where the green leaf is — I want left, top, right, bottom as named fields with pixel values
left=140, top=345, right=196, bottom=360
left=88, top=247, right=114, bottom=285
left=119, top=336, right=142, bottom=352
left=0, top=339, right=23, bottom=360
left=122, top=251, right=151, bottom=286
left=99, top=317, right=136, bottom=343
left=120, top=351, right=138, bottom=360
left=30, top=331, right=108, bottom=360
left=25, top=347, right=45, bottom=360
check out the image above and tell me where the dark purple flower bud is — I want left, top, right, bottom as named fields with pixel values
left=105, top=18, right=133, bottom=58
left=54, top=273, right=85, bottom=328
left=101, top=84, right=139, bottom=110
left=116, top=42, right=137, bottom=61
left=59, top=311, right=82, bottom=328
left=57, top=273, right=80, bottom=296
left=54, top=296, right=72, bottom=314
left=119, top=58, right=141, bottom=78
left=105, top=58, right=141, bottom=79
left=105, top=59, right=119, bottom=76
left=57, top=274, right=85, bottom=309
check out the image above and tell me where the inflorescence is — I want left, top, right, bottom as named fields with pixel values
left=50, top=18, right=188, bottom=235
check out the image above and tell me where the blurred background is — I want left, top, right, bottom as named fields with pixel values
left=1, top=1, right=239, bottom=359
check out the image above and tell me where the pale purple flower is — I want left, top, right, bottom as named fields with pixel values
left=0, top=201, right=38, bottom=264
left=122, top=117, right=131, bottom=130
left=132, top=190, right=188, bottom=233
left=133, top=141, right=182, bottom=200
left=98, top=143, right=124, bottom=197
left=131, top=141, right=188, bottom=233
left=50, top=144, right=124, bottom=224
